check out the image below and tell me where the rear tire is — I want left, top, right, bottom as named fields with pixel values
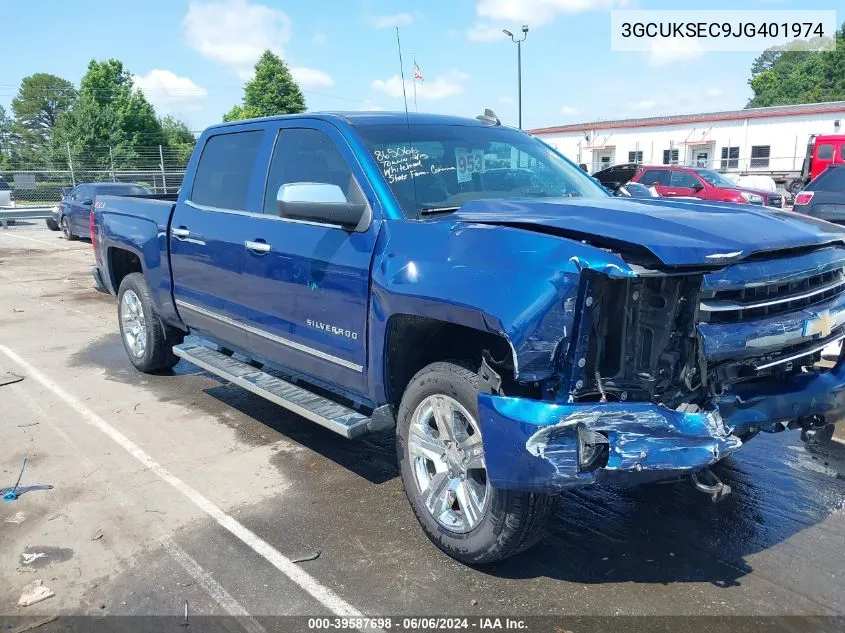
left=45, top=218, right=59, bottom=231
left=117, top=273, right=183, bottom=373
left=61, top=216, right=77, bottom=240
left=396, top=360, right=556, bottom=565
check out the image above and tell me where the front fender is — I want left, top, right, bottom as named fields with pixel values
left=369, top=218, right=636, bottom=392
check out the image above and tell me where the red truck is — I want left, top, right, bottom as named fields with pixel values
left=789, top=134, right=845, bottom=194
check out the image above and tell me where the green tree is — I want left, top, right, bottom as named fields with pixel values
left=11, top=73, right=76, bottom=149
left=0, top=105, right=14, bottom=169
left=223, top=50, right=305, bottom=121
left=747, top=24, right=845, bottom=107
left=52, top=59, right=165, bottom=168
left=160, top=115, right=197, bottom=164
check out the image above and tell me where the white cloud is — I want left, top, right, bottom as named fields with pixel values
left=706, top=87, right=724, bottom=98
left=373, top=12, right=414, bottom=29
left=498, top=95, right=514, bottom=105
left=133, top=70, right=207, bottom=113
left=560, top=105, right=579, bottom=115
left=648, top=38, right=706, bottom=67
left=292, top=67, right=335, bottom=88
left=372, top=69, right=469, bottom=100
left=476, top=0, right=628, bottom=27
left=183, top=0, right=292, bottom=76
left=361, top=100, right=386, bottom=111
left=631, top=99, right=657, bottom=110
left=466, top=23, right=505, bottom=42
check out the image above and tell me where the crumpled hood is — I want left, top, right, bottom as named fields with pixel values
left=450, top=197, right=845, bottom=267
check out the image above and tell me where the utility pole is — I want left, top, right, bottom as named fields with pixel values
left=66, top=142, right=76, bottom=187
left=503, top=25, right=529, bottom=129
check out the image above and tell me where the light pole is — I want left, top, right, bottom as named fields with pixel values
left=503, top=25, right=529, bottom=129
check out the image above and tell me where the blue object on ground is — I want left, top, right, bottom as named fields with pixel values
left=2, top=457, right=27, bottom=501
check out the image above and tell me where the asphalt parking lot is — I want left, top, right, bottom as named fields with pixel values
left=2, top=222, right=845, bottom=628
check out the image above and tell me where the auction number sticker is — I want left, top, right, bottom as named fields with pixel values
left=455, top=148, right=484, bottom=183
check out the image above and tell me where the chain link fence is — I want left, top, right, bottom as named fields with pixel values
left=0, top=145, right=190, bottom=206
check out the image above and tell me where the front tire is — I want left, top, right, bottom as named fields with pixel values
left=396, top=361, right=556, bottom=564
left=61, top=216, right=77, bottom=240
left=117, top=273, right=183, bottom=373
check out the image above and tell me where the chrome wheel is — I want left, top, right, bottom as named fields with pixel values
left=408, top=394, right=489, bottom=533
left=120, top=289, right=147, bottom=358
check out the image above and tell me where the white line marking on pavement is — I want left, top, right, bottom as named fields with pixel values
left=12, top=383, right=267, bottom=628
left=0, top=231, right=58, bottom=247
left=0, top=343, right=364, bottom=618
left=162, top=538, right=267, bottom=633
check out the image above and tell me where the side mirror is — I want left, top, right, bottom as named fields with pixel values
left=276, top=183, right=369, bottom=231
left=81, top=198, right=94, bottom=206
left=691, top=182, right=704, bottom=192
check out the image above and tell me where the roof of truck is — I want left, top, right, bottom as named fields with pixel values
left=206, top=111, right=504, bottom=132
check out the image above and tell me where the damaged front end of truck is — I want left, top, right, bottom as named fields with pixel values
left=467, top=201, right=845, bottom=497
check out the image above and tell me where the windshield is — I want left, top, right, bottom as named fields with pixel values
left=355, top=123, right=608, bottom=217
left=696, top=170, right=736, bottom=188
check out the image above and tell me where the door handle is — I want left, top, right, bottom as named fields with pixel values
left=171, top=227, right=190, bottom=239
left=245, top=240, right=271, bottom=254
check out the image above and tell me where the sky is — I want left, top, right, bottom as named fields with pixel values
left=0, top=0, right=841, bottom=132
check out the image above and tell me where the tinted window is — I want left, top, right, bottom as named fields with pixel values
left=640, top=169, right=670, bottom=186
left=670, top=170, right=701, bottom=188
left=806, top=168, right=845, bottom=192
left=0, top=177, right=10, bottom=190
left=818, top=144, right=833, bottom=160
left=191, top=131, right=263, bottom=210
left=263, top=128, right=362, bottom=214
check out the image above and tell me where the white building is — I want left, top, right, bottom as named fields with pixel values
left=530, top=101, right=845, bottom=179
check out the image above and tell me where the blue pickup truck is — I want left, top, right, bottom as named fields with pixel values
left=92, top=112, right=845, bottom=564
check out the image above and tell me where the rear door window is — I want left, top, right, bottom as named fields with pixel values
left=817, top=144, right=834, bottom=160
left=640, top=169, right=670, bottom=186
left=190, top=130, right=263, bottom=211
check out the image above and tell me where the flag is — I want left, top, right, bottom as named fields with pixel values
left=413, top=62, right=424, bottom=82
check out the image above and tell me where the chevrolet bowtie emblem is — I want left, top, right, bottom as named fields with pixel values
left=803, top=310, right=836, bottom=338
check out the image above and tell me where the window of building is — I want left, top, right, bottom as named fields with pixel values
left=628, top=150, right=643, bottom=164
left=720, top=146, right=739, bottom=169
left=750, top=145, right=771, bottom=169
left=191, top=131, right=263, bottom=210
left=662, top=149, right=679, bottom=165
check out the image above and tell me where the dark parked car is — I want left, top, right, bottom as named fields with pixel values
left=58, top=182, right=151, bottom=240
left=793, top=165, right=845, bottom=223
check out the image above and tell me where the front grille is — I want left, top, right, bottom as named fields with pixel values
left=700, top=265, right=845, bottom=323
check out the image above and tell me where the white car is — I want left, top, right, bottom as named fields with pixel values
left=0, top=176, right=12, bottom=207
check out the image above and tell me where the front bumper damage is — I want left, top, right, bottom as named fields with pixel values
left=477, top=359, right=845, bottom=492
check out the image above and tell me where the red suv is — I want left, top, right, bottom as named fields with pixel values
left=593, top=164, right=783, bottom=208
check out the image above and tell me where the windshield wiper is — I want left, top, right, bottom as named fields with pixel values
left=419, top=206, right=460, bottom=216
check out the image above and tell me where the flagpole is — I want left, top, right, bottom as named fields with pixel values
left=396, top=27, right=409, bottom=117
left=413, top=54, right=418, bottom=112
